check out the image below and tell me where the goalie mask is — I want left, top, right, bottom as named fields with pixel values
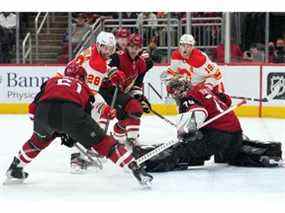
left=166, top=77, right=192, bottom=99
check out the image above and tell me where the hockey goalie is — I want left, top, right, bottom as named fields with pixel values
left=136, top=77, right=283, bottom=172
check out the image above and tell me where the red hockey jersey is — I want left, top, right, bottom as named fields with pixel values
left=102, top=51, right=148, bottom=92
left=179, top=85, right=241, bottom=133
left=39, top=76, right=93, bottom=110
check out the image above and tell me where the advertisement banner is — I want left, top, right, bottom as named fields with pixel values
left=262, top=66, right=285, bottom=106
left=144, top=65, right=261, bottom=105
left=0, top=66, right=65, bottom=103
left=221, top=65, right=260, bottom=106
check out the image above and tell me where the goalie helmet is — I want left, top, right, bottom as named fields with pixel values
left=166, top=77, right=192, bottom=99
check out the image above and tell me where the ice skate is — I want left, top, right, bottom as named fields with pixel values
left=70, top=152, right=89, bottom=173
left=128, top=161, right=153, bottom=187
left=4, top=157, right=28, bottom=185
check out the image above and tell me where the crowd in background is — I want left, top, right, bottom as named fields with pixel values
left=1, top=12, right=285, bottom=64
left=0, top=12, right=16, bottom=63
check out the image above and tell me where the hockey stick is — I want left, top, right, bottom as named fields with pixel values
left=104, top=86, right=119, bottom=134
left=231, top=96, right=268, bottom=102
left=71, top=87, right=119, bottom=168
left=150, top=108, right=177, bottom=127
left=80, top=86, right=119, bottom=165
left=231, top=79, right=283, bottom=102
left=136, top=99, right=247, bottom=166
left=74, top=143, right=103, bottom=170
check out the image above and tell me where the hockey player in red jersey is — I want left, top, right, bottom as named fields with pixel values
left=5, top=65, right=153, bottom=186
left=161, top=34, right=224, bottom=94
left=135, top=78, right=282, bottom=172
left=115, top=27, right=130, bottom=52
left=98, top=33, right=153, bottom=150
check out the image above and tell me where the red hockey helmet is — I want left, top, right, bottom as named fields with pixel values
left=128, top=33, right=143, bottom=48
left=64, top=61, right=87, bottom=81
left=115, top=28, right=130, bottom=38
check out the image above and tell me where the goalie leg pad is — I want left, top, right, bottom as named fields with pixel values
left=229, top=140, right=282, bottom=167
left=242, top=140, right=282, bottom=158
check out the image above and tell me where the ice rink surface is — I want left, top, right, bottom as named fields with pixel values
left=0, top=114, right=284, bottom=212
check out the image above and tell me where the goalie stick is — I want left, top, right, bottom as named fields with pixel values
left=231, top=77, right=284, bottom=102
left=231, top=96, right=268, bottom=102
left=135, top=99, right=247, bottom=166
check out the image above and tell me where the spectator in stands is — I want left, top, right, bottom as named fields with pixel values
left=146, top=36, right=162, bottom=63
left=121, top=13, right=138, bottom=32
left=58, top=14, right=91, bottom=64
left=70, top=14, right=91, bottom=45
left=85, top=13, right=97, bottom=25
left=273, top=38, right=285, bottom=63
left=93, top=12, right=118, bottom=20
left=0, top=12, right=16, bottom=63
left=243, top=43, right=265, bottom=62
left=137, top=12, right=158, bottom=45
left=122, top=12, right=137, bottom=19
left=268, top=42, right=275, bottom=63
left=212, top=39, right=243, bottom=63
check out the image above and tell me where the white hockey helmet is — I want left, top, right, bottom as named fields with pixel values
left=96, top=31, right=116, bottom=47
left=179, top=34, right=195, bottom=46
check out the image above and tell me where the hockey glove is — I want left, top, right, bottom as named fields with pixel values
left=216, top=92, right=232, bottom=107
left=28, top=102, right=37, bottom=120
left=140, top=96, right=151, bottom=113
left=101, top=104, right=117, bottom=120
left=60, top=134, right=77, bottom=148
left=129, top=87, right=151, bottom=113
left=108, top=67, right=127, bottom=90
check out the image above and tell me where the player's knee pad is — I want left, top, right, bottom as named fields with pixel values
left=124, top=99, right=143, bottom=119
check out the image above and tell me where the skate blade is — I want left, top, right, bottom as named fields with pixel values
left=3, top=177, right=25, bottom=185
left=139, top=177, right=152, bottom=189
left=70, top=165, right=87, bottom=174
